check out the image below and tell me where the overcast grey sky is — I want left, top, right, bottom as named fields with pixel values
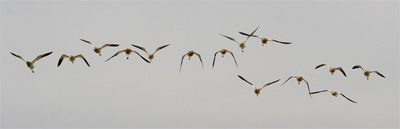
left=1, top=0, right=399, bottom=128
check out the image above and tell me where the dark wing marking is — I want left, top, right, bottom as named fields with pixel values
left=340, top=93, right=357, bottom=103
left=212, top=51, right=220, bottom=68
left=238, top=75, right=253, bottom=85
left=315, top=64, right=326, bottom=69
left=261, top=79, right=280, bottom=89
left=337, top=67, right=347, bottom=77
left=226, top=50, right=238, bottom=67
left=193, top=52, right=204, bottom=70
left=134, top=51, right=150, bottom=63
left=220, top=34, right=240, bottom=44
left=131, top=44, right=148, bottom=54
left=309, top=90, right=329, bottom=94
left=271, top=39, right=292, bottom=44
left=32, top=51, right=53, bottom=64
left=179, top=54, right=188, bottom=72
left=105, top=50, right=125, bottom=62
left=243, top=26, right=259, bottom=43
left=10, top=52, right=26, bottom=62
left=57, top=54, right=68, bottom=67
left=352, top=65, right=364, bottom=70
left=281, top=76, right=294, bottom=86
left=239, top=32, right=259, bottom=38
left=154, top=44, right=170, bottom=53
left=371, top=71, right=385, bottom=78
left=76, top=54, right=90, bottom=67
left=302, top=78, right=312, bottom=98
left=80, top=39, right=92, bottom=44
left=100, top=44, right=119, bottom=50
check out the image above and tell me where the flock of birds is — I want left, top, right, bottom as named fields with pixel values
left=10, top=27, right=386, bottom=104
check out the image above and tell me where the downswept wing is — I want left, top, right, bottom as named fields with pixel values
left=340, top=93, right=357, bottom=103
left=179, top=54, right=188, bottom=72
left=76, top=54, right=90, bottom=67
left=193, top=52, right=204, bottom=70
left=57, top=54, right=69, bottom=67
left=131, top=44, right=148, bottom=54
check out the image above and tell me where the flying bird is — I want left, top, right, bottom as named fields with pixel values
left=315, top=64, right=346, bottom=77
left=10, top=51, right=53, bottom=73
left=220, top=27, right=259, bottom=52
left=212, top=49, right=238, bottom=68
left=310, top=90, right=357, bottom=103
left=239, top=32, right=291, bottom=46
left=131, top=44, right=170, bottom=63
left=105, top=48, right=150, bottom=63
left=281, top=75, right=312, bottom=98
left=80, top=39, right=119, bottom=56
left=180, top=50, right=203, bottom=72
left=238, top=75, right=280, bottom=96
left=352, top=65, right=385, bottom=80
left=58, top=54, right=90, bottom=67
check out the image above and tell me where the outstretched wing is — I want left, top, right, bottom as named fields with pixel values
left=261, top=79, right=280, bottom=89
left=303, top=78, right=312, bottom=98
left=336, top=67, right=347, bottom=77
left=154, top=44, right=170, bottom=53
left=239, top=32, right=260, bottom=38
left=80, top=39, right=92, bottom=45
left=193, top=52, right=204, bottom=70
left=371, top=71, right=385, bottom=78
left=100, top=44, right=119, bottom=50
left=131, top=44, right=148, bottom=54
left=281, top=76, right=294, bottom=86
left=105, top=50, right=125, bottom=62
left=76, top=54, right=90, bottom=67
left=220, top=34, right=240, bottom=44
left=352, top=65, right=364, bottom=71
left=271, top=39, right=292, bottom=44
left=226, top=50, right=238, bottom=67
left=237, top=75, right=253, bottom=85
left=179, top=54, right=188, bottom=72
left=243, top=26, right=259, bottom=43
left=32, top=51, right=53, bottom=64
left=10, top=52, right=26, bottom=62
left=340, top=93, right=357, bottom=103
left=57, top=54, right=69, bottom=67
left=315, top=64, right=327, bottom=69
left=212, top=51, right=220, bottom=68
left=134, top=51, right=150, bottom=63
left=309, top=90, right=329, bottom=95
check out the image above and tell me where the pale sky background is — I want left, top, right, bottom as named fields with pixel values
left=1, top=0, right=399, bottom=128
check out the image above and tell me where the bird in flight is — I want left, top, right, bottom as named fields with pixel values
left=58, top=54, right=90, bottom=67
left=310, top=90, right=357, bottom=103
left=352, top=65, right=385, bottom=80
left=105, top=48, right=150, bottom=63
left=180, top=50, right=203, bottom=72
left=10, top=51, right=53, bottom=73
left=220, top=27, right=259, bottom=52
left=238, top=32, right=291, bottom=46
left=131, top=44, right=170, bottom=63
left=315, top=64, right=347, bottom=77
left=212, top=49, right=238, bottom=68
left=281, top=75, right=311, bottom=98
left=238, top=75, right=280, bottom=96
left=80, top=39, right=119, bottom=56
